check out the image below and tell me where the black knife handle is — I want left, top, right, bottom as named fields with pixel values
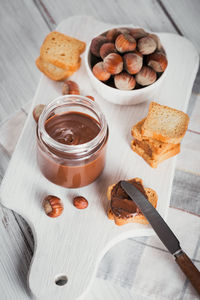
left=175, top=250, right=200, bottom=295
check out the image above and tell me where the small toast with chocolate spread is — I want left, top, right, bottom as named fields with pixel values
left=107, top=178, right=158, bottom=226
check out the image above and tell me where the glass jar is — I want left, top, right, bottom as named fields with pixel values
left=37, top=95, right=108, bottom=188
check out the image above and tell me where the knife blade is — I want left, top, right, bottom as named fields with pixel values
left=120, top=181, right=200, bottom=295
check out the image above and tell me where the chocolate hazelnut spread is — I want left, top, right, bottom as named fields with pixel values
left=45, top=112, right=100, bottom=145
left=111, top=179, right=146, bottom=219
left=37, top=96, right=108, bottom=189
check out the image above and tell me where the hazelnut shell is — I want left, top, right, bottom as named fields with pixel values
left=114, top=72, right=136, bottom=90
left=147, top=52, right=168, bottom=72
left=62, top=80, right=80, bottom=95
left=103, top=53, right=123, bottom=75
left=137, top=36, right=157, bottom=55
left=92, top=61, right=111, bottom=81
left=123, top=52, right=143, bottom=75
left=135, top=66, right=157, bottom=86
left=33, top=104, right=45, bottom=123
left=100, top=43, right=116, bottom=59
left=90, top=36, right=107, bottom=57
left=73, top=196, right=88, bottom=209
left=115, top=33, right=136, bottom=53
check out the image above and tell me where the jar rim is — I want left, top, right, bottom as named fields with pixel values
left=37, top=95, right=108, bottom=158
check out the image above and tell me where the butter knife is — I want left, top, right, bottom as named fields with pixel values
left=120, top=181, right=200, bottom=295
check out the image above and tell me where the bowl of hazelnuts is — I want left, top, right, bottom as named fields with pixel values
left=85, top=27, right=168, bottom=105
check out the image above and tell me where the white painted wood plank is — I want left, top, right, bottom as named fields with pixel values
left=0, top=0, right=50, bottom=122
left=0, top=207, right=32, bottom=300
left=161, top=0, right=200, bottom=51
left=40, top=0, right=177, bottom=32
left=0, top=16, right=198, bottom=300
left=0, top=110, right=27, bottom=156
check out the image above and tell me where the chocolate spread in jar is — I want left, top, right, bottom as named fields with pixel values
left=37, top=111, right=108, bottom=188
left=45, top=112, right=100, bottom=145
left=111, top=179, right=146, bottom=219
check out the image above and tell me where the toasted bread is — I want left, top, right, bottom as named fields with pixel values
left=36, top=56, right=79, bottom=81
left=40, top=31, right=86, bottom=70
left=131, top=139, right=180, bottom=168
left=131, top=118, right=175, bottom=156
left=141, top=102, right=189, bottom=144
left=107, top=178, right=158, bottom=226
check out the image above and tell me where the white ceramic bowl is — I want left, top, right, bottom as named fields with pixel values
left=84, top=27, right=168, bottom=106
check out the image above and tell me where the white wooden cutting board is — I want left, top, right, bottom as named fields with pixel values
left=0, top=16, right=199, bottom=300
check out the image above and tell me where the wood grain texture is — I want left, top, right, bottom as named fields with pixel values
left=39, top=0, right=177, bottom=32
left=0, top=16, right=198, bottom=300
left=0, top=1, right=200, bottom=299
left=160, top=0, right=200, bottom=51
left=0, top=0, right=49, bottom=122
left=159, top=0, right=200, bottom=94
left=175, top=251, right=200, bottom=295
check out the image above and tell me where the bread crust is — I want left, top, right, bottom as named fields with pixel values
left=131, top=118, right=175, bottom=156
left=107, top=178, right=158, bottom=226
left=40, top=31, right=86, bottom=70
left=36, top=56, right=81, bottom=81
left=141, top=102, right=189, bottom=144
left=131, top=139, right=180, bottom=168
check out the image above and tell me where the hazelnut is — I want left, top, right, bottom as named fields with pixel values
left=103, top=53, right=123, bottom=75
left=62, top=80, right=80, bottom=95
left=148, top=34, right=163, bottom=52
left=43, top=195, right=64, bottom=218
left=92, top=62, right=111, bottom=81
left=90, top=36, right=107, bottom=57
left=137, top=36, right=157, bottom=55
left=86, top=95, right=95, bottom=101
left=73, top=196, right=88, bottom=209
left=33, top=104, right=45, bottom=123
left=115, top=33, right=136, bottom=53
left=114, top=72, right=136, bottom=90
left=100, top=43, right=116, bottom=59
left=106, top=28, right=121, bottom=42
left=123, top=53, right=143, bottom=75
left=147, top=52, right=168, bottom=72
left=135, top=66, right=157, bottom=86
left=129, top=28, right=147, bottom=39
left=118, top=28, right=130, bottom=34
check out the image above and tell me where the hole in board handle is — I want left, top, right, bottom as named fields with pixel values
left=55, top=275, right=68, bottom=286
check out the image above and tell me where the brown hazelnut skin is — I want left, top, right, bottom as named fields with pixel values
left=123, top=52, right=143, bottom=75
left=129, top=28, right=147, bottom=39
left=103, top=53, right=123, bottom=75
left=33, top=104, right=45, bottom=123
left=43, top=195, right=64, bottom=218
left=62, top=80, right=80, bottom=95
left=115, top=33, right=136, bottom=53
left=100, top=43, right=116, bottom=59
left=135, top=66, right=157, bottom=86
left=147, top=52, right=168, bottom=72
left=86, top=95, right=95, bottom=101
left=106, top=28, right=121, bottom=42
left=92, top=62, right=111, bottom=81
left=90, top=36, right=107, bottom=57
left=148, top=34, right=163, bottom=52
left=137, top=36, right=157, bottom=55
left=114, top=72, right=136, bottom=90
left=73, top=196, right=88, bottom=209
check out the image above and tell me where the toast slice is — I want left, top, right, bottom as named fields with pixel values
left=107, top=178, right=158, bottom=226
left=40, top=31, right=86, bottom=70
left=36, top=56, right=81, bottom=81
left=36, top=57, right=74, bottom=81
left=131, top=139, right=180, bottom=168
left=131, top=118, right=175, bottom=156
left=141, top=102, right=189, bottom=144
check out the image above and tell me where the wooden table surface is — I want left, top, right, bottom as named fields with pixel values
left=0, top=1, right=200, bottom=299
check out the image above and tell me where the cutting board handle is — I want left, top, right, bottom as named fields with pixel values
left=175, top=250, right=200, bottom=295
